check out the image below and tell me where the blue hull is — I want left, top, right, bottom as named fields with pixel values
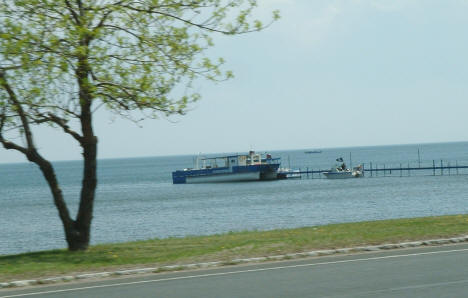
left=172, top=163, right=280, bottom=184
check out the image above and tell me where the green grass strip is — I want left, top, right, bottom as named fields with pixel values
left=1, top=214, right=467, bottom=281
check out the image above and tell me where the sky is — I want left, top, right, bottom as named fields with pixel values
left=1, top=0, right=468, bottom=163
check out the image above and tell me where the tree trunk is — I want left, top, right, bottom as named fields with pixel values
left=65, top=222, right=92, bottom=251
left=30, top=138, right=96, bottom=251
left=12, top=129, right=96, bottom=251
left=72, top=132, right=97, bottom=251
left=23, top=150, right=90, bottom=250
left=73, top=51, right=98, bottom=251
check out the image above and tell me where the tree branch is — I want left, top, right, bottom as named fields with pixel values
left=64, top=0, right=81, bottom=25
left=33, top=112, right=83, bottom=143
left=0, top=70, right=35, bottom=150
left=118, top=4, right=231, bottom=34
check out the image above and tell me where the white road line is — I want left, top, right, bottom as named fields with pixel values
left=2, top=247, right=468, bottom=298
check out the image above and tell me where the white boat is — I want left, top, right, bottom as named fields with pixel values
left=322, top=158, right=364, bottom=179
left=277, top=168, right=302, bottom=179
left=322, top=168, right=354, bottom=179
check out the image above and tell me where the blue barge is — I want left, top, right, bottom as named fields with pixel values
left=172, top=151, right=281, bottom=184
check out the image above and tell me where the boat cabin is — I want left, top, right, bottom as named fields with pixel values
left=191, top=151, right=276, bottom=170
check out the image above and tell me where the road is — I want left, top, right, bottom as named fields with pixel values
left=1, top=243, right=468, bottom=298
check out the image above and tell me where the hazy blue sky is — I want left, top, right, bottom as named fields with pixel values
left=1, top=0, right=468, bottom=163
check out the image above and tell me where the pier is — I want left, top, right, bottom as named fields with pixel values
left=280, top=159, right=468, bottom=179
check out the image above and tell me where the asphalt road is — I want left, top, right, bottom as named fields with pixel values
left=2, top=243, right=468, bottom=298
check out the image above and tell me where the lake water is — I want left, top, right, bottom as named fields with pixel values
left=1, top=142, right=468, bottom=255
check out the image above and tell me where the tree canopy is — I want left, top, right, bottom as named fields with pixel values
left=1, top=0, right=279, bottom=124
left=0, top=0, right=278, bottom=251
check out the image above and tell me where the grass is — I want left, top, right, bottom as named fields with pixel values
left=1, top=214, right=468, bottom=282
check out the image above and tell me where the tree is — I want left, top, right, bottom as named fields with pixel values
left=0, top=0, right=278, bottom=251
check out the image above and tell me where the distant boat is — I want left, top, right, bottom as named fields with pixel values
left=304, top=150, right=322, bottom=154
left=172, top=151, right=281, bottom=184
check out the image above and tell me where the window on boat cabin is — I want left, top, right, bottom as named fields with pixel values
left=237, top=155, right=247, bottom=166
left=229, top=156, right=239, bottom=167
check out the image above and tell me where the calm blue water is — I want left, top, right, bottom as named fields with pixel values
left=1, top=142, right=468, bottom=255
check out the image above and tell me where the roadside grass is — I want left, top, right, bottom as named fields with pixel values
left=1, top=214, right=467, bottom=282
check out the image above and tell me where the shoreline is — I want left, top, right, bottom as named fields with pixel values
left=1, top=214, right=468, bottom=284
